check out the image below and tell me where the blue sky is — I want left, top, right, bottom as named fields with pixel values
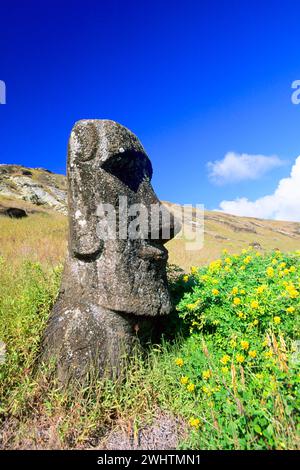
left=1, top=0, right=300, bottom=219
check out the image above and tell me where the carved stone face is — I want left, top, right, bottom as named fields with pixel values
left=65, top=120, right=178, bottom=316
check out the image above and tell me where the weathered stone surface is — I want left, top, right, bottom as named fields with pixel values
left=42, top=120, right=178, bottom=383
left=0, top=207, right=27, bottom=218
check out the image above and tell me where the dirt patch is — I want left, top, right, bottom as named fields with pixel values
left=0, top=410, right=187, bottom=450
left=99, top=412, right=187, bottom=450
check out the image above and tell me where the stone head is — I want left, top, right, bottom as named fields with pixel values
left=66, top=120, right=179, bottom=316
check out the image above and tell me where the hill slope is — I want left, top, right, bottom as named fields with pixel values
left=0, top=164, right=300, bottom=270
left=0, top=164, right=67, bottom=214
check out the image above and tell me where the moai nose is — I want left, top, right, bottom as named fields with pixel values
left=147, top=202, right=181, bottom=244
left=160, top=205, right=181, bottom=244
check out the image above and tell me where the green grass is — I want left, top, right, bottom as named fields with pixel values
left=0, top=246, right=299, bottom=449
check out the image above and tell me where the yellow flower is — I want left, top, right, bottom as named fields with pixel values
left=201, top=274, right=209, bottom=282
left=183, top=275, right=189, bottom=282
left=202, top=385, right=210, bottom=395
left=190, top=266, right=198, bottom=275
left=229, top=339, right=237, bottom=348
left=237, top=311, right=245, bottom=319
left=212, top=288, right=219, bottom=296
left=233, top=297, right=241, bottom=306
left=264, top=350, right=273, bottom=358
left=252, top=319, right=259, bottom=326
left=251, top=300, right=259, bottom=309
left=289, top=266, right=296, bottom=273
left=289, top=289, right=299, bottom=299
left=209, top=259, right=222, bottom=271
left=287, top=306, right=295, bottom=313
left=271, top=259, right=278, bottom=265
left=175, top=358, right=184, bottom=367
left=225, top=257, right=232, bottom=264
left=249, top=350, right=257, bottom=358
left=222, top=248, right=228, bottom=254
left=202, top=369, right=212, bottom=380
left=180, top=376, right=189, bottom=385
left=241, top=340, right=249, bottom=350
left=285, top=283, right=294, bottom=291
left=240, top=289, right=246, bottom=295
left=240, top=265, right=246, bottom=271
left=187, top=383, right=195, bottom=392
left=224, top=265, right=231, bottom=272
left=236, top=354, right=245, bottom=364
left=266, top=267, right=274, bottom=277
left=221, top=366, right=229, bottom=374
left=187, top=303, right=195, bottom=311
left=232, top=287, right=239, bottom=295
left=242, top=248, right=248, bottom=254
left=279, top=262, right=286, bottom=269
left=256, top=285, right=267, bottom=294
left=212, top=278, right=219, bottom=284
left=220, top=354, right=231, bottom=365
left=273, top=316, right=281, bottom=325
left=189, top=417, right=201, bottom=429
left=244, top=256, right=252, bottom=264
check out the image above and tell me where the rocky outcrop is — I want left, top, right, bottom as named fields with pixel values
left=0, top=165, right=67, bottom=214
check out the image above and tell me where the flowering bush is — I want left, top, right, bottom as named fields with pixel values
left=178, top=248, right=299, bottom=345
left=173, top=248, right=300, bottom=449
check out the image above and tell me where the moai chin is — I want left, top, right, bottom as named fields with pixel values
left=43, top=120, right=178, bottom=383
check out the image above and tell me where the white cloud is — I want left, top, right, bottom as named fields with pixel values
left=218, top=156, right=300, bottom=221
left=207, top=152, right=284, bottom=185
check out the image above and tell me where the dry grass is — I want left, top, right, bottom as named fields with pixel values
left=0, top=211, right=67, bottom=266
left=166, top=203, right=300, bottom=271
left=0, top=201, right=299, bottom=450
left=1, top=199, right=300, bottom=271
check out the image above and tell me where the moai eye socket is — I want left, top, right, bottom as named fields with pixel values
left=102, top=150, right=153, bottom=192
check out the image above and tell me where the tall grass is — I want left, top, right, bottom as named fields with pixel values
left=0, top=212, right=67, bottom=266
left=0, top=224, right=299, bottom=449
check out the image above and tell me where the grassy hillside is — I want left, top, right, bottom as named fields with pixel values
left=165, top=202, right=300, bottom=270
left=0, top=200, right=67, bottom=266
left=1, top=196, right=300, bottom=270
left=0, top=248, right=299, bottom=449
left=1, top=165, right=300, bottom=269
left=0, top=165, right=299, bottom=450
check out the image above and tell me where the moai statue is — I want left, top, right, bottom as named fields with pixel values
left=43, top=120, right=179, bottom=383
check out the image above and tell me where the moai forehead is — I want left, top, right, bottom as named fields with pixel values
left=69, top=119, right=152, bottom=177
